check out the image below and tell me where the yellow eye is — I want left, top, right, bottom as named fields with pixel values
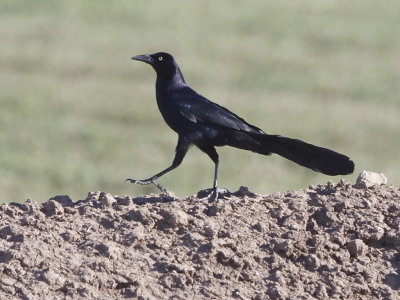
left=158, top=56, right=163, bottom=61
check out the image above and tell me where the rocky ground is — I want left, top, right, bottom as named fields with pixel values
left=0, top=172, right=399, bottom=300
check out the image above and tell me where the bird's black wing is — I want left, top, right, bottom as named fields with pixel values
left=176, top=88, right=265, bottom=134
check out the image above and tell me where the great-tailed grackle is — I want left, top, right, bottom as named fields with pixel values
left=127, top=52, right=354, bottom=200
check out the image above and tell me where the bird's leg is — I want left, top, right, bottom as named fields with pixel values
left=211, top=161, right=219, bottom=201
left=126, top=165, right=175, bottom=193
left=197, top=163, right=228, bottom=202
left=197, top=145, right=228, bottom=202
left=126, top=137, right=189, bottom=194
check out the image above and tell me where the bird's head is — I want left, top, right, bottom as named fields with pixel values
left=132, top=52, right=185, bottom=84
left=132, top=52, right=175, bottom=72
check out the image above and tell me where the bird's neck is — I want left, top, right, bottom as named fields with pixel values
left=156, top=66, right=187, bottom=90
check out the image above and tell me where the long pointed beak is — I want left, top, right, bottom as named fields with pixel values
left=131, top=54, right=152, bottom=64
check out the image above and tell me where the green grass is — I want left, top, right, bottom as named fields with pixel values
left=1, top=0, right=399, bottom=203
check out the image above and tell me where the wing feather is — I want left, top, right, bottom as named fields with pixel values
left=176, top=88, right=264, bottom=134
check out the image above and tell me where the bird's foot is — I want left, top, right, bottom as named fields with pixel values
left=197, top=188, right=229, bottom=202
left=125, top=178, right=168, bottom=194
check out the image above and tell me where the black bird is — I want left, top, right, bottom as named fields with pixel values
left=127, top=52, right=354, bottom=200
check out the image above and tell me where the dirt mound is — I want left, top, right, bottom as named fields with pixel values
left=1, top=177, right=400, bottom=299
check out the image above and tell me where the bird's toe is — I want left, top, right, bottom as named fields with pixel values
left=197, top=188, right=229, bottom=202
left=126, top=178, right=150, bottom=185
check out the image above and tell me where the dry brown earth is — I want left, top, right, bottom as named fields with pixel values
left=1, top=175, right=399, bottom=299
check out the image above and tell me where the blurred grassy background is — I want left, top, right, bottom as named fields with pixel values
left=1, top=0, right=399, bottom=203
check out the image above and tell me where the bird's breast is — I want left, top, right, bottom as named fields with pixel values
left=156, top=102, right=191, bottom=134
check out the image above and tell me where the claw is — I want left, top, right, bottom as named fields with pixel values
left=125, top=178, right=168, bottom=194
left=198, top=190, right=217, bottom=202
left=125, top=178, right=150, bottom=185
left=197, top=188, right=229, bottom=202
left=152, top=180, right=168, bottom=193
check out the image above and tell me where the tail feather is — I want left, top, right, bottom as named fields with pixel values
left=252, top=134, right=354, bottom=176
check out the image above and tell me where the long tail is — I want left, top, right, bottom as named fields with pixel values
left=249, top=133, right=355, bottom=176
